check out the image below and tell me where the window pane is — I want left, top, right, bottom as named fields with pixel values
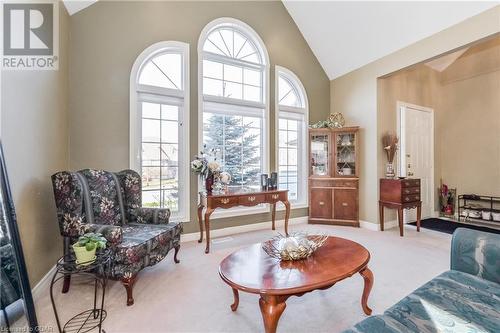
left=161, top=143, right=178, bottom=167
left=244, top=68, right=261, bottom=86
left=142, top=119, right=160, bottom=142
left=204, top=27, right=262, bottom=65
left=223, top=64, right=242, bottom=83
left=139, top=52, right=182, bottom=90
left=278, top=75, right=302, bottom=107
left=224, top=81, right=243, bottom=99
left=278, top=113, right=303, bottom=203
left=142, top=167, right=161, bottom=191
left=142, top=102, right=160, bottom=119
left=243, top=85, right=261, bottom=102
left=161, top=120, right=178, bottom=143
left=161, top=104, right=178, bottom=121
left=203, top=77, right=223, bottom=97
left=203, top=60, right=223, bottom=80
left=142, top=143, right=160, bottom=166
left=203, top=111, right=263, bottom=189
left=142, top=190, right=161, bottom=208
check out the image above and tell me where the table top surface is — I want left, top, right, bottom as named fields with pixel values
left=219, top=236, right=370, bottom=295
left=200, top=188, right=288, bottom=198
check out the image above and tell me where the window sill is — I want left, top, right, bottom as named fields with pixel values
left=209, top=205, right=269, bottom=220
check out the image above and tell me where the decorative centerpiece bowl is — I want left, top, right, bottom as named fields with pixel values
left=262, top=233, right=328, bottom=261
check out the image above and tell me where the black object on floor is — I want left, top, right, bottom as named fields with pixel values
left=409, top=218, right=500, bottom=235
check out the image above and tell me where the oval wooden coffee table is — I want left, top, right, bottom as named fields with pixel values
left=219, top=236, right=373, bottom=333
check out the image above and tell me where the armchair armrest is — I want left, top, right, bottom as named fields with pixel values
left=60, top=213, right=123, bottom=246
left=451, top=228, right=500, bottom=284
left=130, top=207, right=172, bottom=225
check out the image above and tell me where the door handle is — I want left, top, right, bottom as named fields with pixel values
left=408, top=171, right=414, bottom=176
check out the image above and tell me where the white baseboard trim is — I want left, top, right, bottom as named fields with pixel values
left=32, top=264, right=56, bottom=300
left=181, top=216, right=308, bottom=243
left=360, top=219, right=398, bottom=231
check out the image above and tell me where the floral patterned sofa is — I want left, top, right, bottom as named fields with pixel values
left=344, top=228, right=500, bottom=332
left=51, top=169, right=182, bottom=306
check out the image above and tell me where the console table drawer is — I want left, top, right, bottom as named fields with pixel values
left=402, top=194, right=420, bottom=203
left=309, top=179, right=358, bottom=188
left=402, top=179, right=420, bottom=188
left=239, top=194, right=266, bottom=205
left=210, top=197, right=239, bottom=207
left=402, top=187, right=420, bottom=195
left=266, top=192, right=286, bottom=202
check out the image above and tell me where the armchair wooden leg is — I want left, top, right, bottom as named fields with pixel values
left=174, top=245, right=180, bottom=264
left=121, top=275, right=137, bottom=306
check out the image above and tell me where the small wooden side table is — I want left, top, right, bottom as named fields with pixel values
left=198, top=189, right=290, bottom=253
left=379, top=178, right=422, bottom=237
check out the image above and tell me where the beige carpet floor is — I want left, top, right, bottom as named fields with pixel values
left=33, top=223, right=451, bottom=332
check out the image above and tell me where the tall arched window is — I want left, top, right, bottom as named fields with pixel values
left=130, top=41, right=190, bottom=222
left=276, top=66, right=308, bottom=206
left=199, top=18, right=269, bottom=216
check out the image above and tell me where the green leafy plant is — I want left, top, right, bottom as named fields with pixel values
left=75, top=233, right=107, bottom=251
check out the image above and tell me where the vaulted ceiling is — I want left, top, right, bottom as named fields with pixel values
left=283, top=1, right=499, bottom=79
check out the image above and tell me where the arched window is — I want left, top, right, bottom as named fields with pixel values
left=199, top=18, right=269, bottom=216
left=130, top=41, right=190, bottom=222
left=276, top=66, right=308, bottom=206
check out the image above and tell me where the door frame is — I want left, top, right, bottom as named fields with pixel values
left=397, top=101, right=435, bottom=220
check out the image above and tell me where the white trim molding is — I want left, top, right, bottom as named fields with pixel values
left=129, top=41, right=190, bottom=223
left=360, top=219, right=398, bottom=231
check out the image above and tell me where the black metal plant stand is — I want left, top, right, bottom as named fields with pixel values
left=50, top=249, right=111, bottom=333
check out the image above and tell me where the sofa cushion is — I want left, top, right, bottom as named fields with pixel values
left=114, top=222, right=182, bottom=266
left=343, top=315, right=411, bottom=333
left=383, top=270, right=500, bottom=333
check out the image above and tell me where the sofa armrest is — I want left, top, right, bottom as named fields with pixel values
left=86, top=223, right=123, bottom=247
left=60, top=213, right=123, bottom=246
left=130, top=207, right=172, bottom=225
left=451, top=228, right=500, bottom=284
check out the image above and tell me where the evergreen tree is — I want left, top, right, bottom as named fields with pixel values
left=204, top=114, right=260, bottom=186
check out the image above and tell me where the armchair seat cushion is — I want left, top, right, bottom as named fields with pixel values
left=114, top=222, right=182, bottom=268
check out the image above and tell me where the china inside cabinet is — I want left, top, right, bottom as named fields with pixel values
left=309, top=127, right=360, bottom=227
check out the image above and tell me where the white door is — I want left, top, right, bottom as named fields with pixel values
left=398, top=103, right=434, bottom=222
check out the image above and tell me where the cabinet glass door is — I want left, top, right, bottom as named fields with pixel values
left=310, top=134, right=329, bottom=176
left=335, top=132, right=356, bottom=177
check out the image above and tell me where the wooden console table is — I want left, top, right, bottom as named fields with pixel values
left=198, top=189, right=290, bottom=253
left=379, top=178, right=421, bottom=237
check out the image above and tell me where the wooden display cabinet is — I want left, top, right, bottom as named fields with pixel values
left=309, top=127, right=360, bottom=226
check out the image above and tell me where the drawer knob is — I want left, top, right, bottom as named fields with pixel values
left=405, top=197, right=410, bottom=202
left=342, top=202, right=348, bottom=207
left=220, top=198, right=230, bottom=204
left=405, top=182, right=410, bottom=186
left=248, top=196, right=256, bottom=202
left=272, top=194, right=279, bottom=200
left=416, top=196, right=420, bottom=200
left=319, top=201, right=325, bottom=206
left=416, top=189, right=420, bottom=193
left=405, top=189, right=410, bottom=194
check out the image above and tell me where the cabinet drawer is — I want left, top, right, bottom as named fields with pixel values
left=266, top=192, right=286, bottom=202
left=402, top=187, right=420, bottom=195
left=310, top=189, right=332, bottom=219
left=333, top=179, right=358, bottom=188
left=210, top=196, right=239, bottom=207
left=239, top=194, right=266, bottom=205
left=334, top=189, right=358, bottom=221
left=402, top=179, right=420, bottom=188
left=402, top=194, right=420, bottom=203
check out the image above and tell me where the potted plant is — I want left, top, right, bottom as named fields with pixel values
left=72, top=232, right=107, bottom=265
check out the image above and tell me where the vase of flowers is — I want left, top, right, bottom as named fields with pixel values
left=382, top=133, right=398, bottom=178
left=191, top=146, right=222, bottom=194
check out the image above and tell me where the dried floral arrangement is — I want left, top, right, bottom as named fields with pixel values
left=382, top=133, right=399, bottom=163
left=262, top=233, right=328, bottom=261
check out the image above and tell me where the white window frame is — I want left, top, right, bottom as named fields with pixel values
left=275, top=66, right=309, bottom=209
left=198, top=18, right=270, bottom=219
left=130, top=41, right=190, bottom=223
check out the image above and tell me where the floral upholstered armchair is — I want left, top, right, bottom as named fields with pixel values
left=51, top=169, right=182, bottom=306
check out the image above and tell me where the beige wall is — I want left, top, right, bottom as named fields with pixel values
left=1, top=5, right=69, bottom=285
left=331, top=6, right=500, bottom=225
left=69, top=1, right=330, bottom=233
left=438, top=39, right=500, bottom=196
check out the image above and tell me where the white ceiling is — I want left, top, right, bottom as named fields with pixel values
left=63, top=0, right=97, bottom=16
left=283, top=1, right=499, bottom=79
